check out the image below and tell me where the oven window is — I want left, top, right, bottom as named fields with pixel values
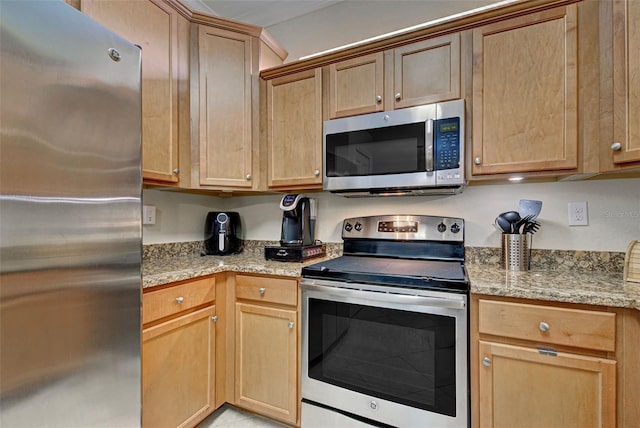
left=325, top=123, right=426, bottom=177
left=307, top=298, right=456, bottom=416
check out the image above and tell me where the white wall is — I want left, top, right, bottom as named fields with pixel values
left=267, top=0, right=498, bottom=61
left=144, top=178, right=640, bottom=252
left=142, top=190, right=223, bottom=244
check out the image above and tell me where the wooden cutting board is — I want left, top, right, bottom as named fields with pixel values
left=624, top=240, right=640, bottom=283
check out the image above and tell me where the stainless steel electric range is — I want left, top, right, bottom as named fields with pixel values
left=300, top=215, right=469, bottom=428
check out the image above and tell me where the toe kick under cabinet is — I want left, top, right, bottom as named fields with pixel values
left=469, top=295, right=640, bottom=428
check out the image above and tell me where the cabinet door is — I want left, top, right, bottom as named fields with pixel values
left=82, top=0, right=180, bottom=183
left=266, top=68, right=323, bottom=188
left=390, top=33, right=460, bottom=109
left=611, top=0, right=640, bottom=166
left=472, top=5, right=578, bottom=175
left=235, top=302, right=297, bottom=425
left=328, top=53, right=384, bottom=118
left=142, top=306, right=216, bottom=428
left=478, top=341, right=616, bottom=428
left=197, top=26, right=254, bottom=188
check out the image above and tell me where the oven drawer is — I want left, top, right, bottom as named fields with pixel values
left=478, top=299, right=615, bottom=352
left=236, top=275, right=297, bottom=306
left=143, top=277, right=215, bottom=325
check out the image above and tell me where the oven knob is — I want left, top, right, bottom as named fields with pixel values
left=354, top=222, right=362, bottom=232
left=344, top=222, right=353, bottom=232
left=450, top=223, right=461, bottom=233
left=437, top=222, right=447, bottom=233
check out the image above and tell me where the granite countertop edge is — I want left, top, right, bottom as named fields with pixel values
left=143, top=254, right=640, bottom=310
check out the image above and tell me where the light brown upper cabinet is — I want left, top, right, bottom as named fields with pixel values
left=195, top=26, right=254, bottom=188
left=327, top=34, right=461, bottom=119
left=608, top=0, right=640, bottom=169
left=328, top=52, right=384, bottom=119
left=266, top=68, right=323, bottom=189
left=191, top=19, right=286, bottom=191
left=82, top=0, right=185, bottom=184
left=471, top=5, right=578, bottom=176
left=389, top=33, right=461, bottom=110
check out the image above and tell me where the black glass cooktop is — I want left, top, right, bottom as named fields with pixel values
left=302, top=255, right=469, bottom=293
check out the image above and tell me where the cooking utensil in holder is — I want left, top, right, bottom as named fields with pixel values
left=501, top=234, right=530, bottom=271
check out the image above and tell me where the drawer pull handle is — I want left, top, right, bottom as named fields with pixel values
left=482, top=357, right=491, bottom=367
left=539, top=322, right=550, bottom=332
left=258, top=287, right=266, bottom=295
left=288, top=321, right=295, bottom=329
left=175, top=297, right=184, bottom=304
left=538, top=348, right=558, bottom=357
left=211, top=316, right=218, bottom=322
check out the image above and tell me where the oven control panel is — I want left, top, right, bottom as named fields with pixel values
left=342, top=215, right=464, bottom=242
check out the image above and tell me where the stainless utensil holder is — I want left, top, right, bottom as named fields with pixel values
left=501, top=234, right=529, bottom=271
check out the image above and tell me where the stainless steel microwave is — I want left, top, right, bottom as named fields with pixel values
left=323, top=99, right=465, bottom=196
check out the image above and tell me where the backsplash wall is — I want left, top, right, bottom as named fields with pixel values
left=143, top=178, right=640, bottom=252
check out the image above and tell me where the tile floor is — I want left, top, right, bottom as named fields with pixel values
left=197, top=404, right=289, bottom=428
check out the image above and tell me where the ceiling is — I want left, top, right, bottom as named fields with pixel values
left=182, top=0, right=345, bottom=28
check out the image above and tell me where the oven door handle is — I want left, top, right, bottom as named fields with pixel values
left=300, top=282, right=466, bottom=310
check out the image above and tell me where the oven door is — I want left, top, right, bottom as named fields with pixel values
left=300, top=279, right=468, bottom=428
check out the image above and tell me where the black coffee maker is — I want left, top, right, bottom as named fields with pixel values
left=280, top=194, right=313, bottom=246
left=264, top=194, right=324, bottom=262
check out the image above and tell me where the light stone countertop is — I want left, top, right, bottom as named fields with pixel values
left=142, top=252, right=327, bottom=288
left=466, top=264, right=640, bottom=310
left=143, top=252, right=640, bottom=310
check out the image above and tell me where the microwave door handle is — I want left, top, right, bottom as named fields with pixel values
left=425, top=119, right=434, bottom=172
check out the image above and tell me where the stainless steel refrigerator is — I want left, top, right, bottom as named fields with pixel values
left=0, top=1, right=142, bottom=426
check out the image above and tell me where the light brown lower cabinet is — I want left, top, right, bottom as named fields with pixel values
left=471, top=295, right=624, bottom=428
left=142, top=278, right=217, bottom=428
left=234, top=274, right=299, bottom=426
left=478, top=341, right=616, bottom=428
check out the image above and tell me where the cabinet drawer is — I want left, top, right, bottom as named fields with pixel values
left=478, top=300, right=616, bottom=352
left=235, top=275, right=297, bottom=306
left=143, top=277, right=215, bottom=325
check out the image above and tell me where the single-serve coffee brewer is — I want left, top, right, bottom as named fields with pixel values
left=280, top=194, right=313, bottom=246
left=264, top=194, right=325, bottom=262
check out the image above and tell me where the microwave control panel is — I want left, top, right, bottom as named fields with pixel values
left=434, top=117, right=460, bottom=171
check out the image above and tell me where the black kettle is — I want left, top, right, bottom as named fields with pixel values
left=204, top=212, right=243, bottom=255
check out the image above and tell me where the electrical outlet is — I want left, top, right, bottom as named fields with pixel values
left=143, top=205, right=156, bottom=225
left=568, top=201, right=588, bottom=226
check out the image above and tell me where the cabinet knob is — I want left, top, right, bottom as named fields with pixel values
left=395, top=92, right=401, bottom=100
left=173, top=168, right=180, bottom=175
left=211, top=316, right=218, bottom=322
left=474, top=157, right=481, bottom=165
left=539, top=321, right=550, bottom=332
left=482, top=357, right=492, bottom=367
left=175, top=296, right=184, bottom=304
left=313, top=169, right=320, bottom=177
left=611, top=142, right=622, bottom=151
left=288, top=321, right=295, bottom=329
left=258, top=287, right=266, bottom=295
left=375, top=95, right=382, bottom=103
left=246, top=173, right=252, bottom=180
